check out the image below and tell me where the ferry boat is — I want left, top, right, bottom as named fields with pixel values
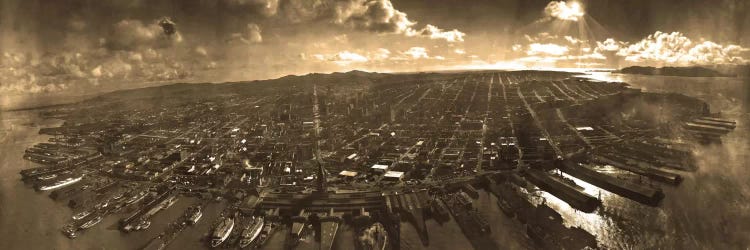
left=210, top=217, right=235, bottom=248
left=185, top=205, right=203, bottom=225
left=238, top=217, right=264, bottom=248
left=38, top=176, right=82, bottom=191
left=79, top=216, right=102, bottom=229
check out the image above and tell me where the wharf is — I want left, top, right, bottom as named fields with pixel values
left=592, top=153, right=682, bottom=185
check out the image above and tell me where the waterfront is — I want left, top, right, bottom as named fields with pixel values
left=1, top=72, right=749, bottom=250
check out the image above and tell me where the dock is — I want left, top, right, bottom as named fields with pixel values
left=319, top=208, right=343, bottom=250
left=592, top=153, right=682, bottom=185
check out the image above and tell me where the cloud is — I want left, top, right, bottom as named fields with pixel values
left=225, top=0, right=280, bottom=17
left=564, top=36, right=581, bottom=44
left=313, top=51, right=369, bottom=66
left=371, top=48, right=391, bottom=60
left=247, top=23, right=263, bottom=43
left=454, top=49, right=466, bottom=54
left=527, top=43, right=569, bottom=56
left=105, top=18, right=183, bottom=50
left=596, top=38, right=625, bottom=52
left=280, top=0, right=465, bottom=42
left=195, top=46, right=209, bottom=57
left=544, top=1, right=584, bottom=21
left=228, top=23, right=263, bottom=44
left=402, top=47, right=429, bottom=59
left=614, top=31, right=750, bottom=65
left=311, top=46, right=449, bottom=68
left=415, top=24, right=465, bottom=43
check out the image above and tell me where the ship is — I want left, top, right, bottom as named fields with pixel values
left=62, top=223, right=78, bottom=239
left=37, top=175, right=83, bottom=191
left=356, top=222, right=388, bottom=250
left=430, top=199, right=450, bottom=222
left=79, top=216, right=102, bottom=229
left=125, top=190, right=148, bottom=205
left=135, top=219, right=151, bottom=231
left=37, top=173, right=57, bottom=181
left=185, top=205, right=203, bottom=225
left=496, top=198, right=513, bottom=216
left=238, top=217, right=264, bottom=248
left=72, top=210, right=92, bottom=220
left=256, top=220, right=277, bottom=247
left=210, top=217, right=235, bottom=248
left=161, top=195, right=178, bottom=210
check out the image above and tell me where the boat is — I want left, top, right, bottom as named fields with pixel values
left=430, top=199, right=450, bottom=221
left=356, top=223, right=388, bottom=250
left=135, top=219, right=151, bottom=230
left=72, top=210, right=92, bottom=220
left=256, top=220, right=277, bottom=247
left=79, top=216, right=102, bottom=229
left=111, top=191, right=125, bottom=200
left=496, top=199, right=513, bottom=217
left=210, top=217, right=235, bottom=248
left=38, top=176, right=83, bottom=191
left=161, top=196, right=178, bottom=210
left=62, top=223, right=78, bottom=239
left=125, top=191, right=147, bottom=205
left=37, top=174, right=57, bottom=181
left=185, top=205, right=203, bottom=225
left=238, top=217, right=264, bottom=248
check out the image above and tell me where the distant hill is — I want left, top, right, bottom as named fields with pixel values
left=88, top=70, right=449, bottom=103
left=619, top=66, right=726, bottom=77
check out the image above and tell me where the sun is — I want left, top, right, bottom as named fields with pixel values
left=546, top=1, right=585, bottom=21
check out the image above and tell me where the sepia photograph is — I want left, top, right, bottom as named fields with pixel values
left=0, top=0, right=748, bottom=249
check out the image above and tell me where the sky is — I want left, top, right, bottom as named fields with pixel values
left=1, top=0, right=749, bottom=101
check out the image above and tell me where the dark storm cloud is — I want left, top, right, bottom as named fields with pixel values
left=105, top=18, right=183, bottom=50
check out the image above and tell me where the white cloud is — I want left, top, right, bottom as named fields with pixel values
left=527, top=43, right=569, bottom=56
left=370, top=48, right=391, bottom=60
left=195, top=46, right=209, bottom=57
left=414, top=24, right=465, bottom=43
left=596, top=38, right=624, bottom=52
left=564, top=36, right=581, bottom=44
left=402, top=47, right=429, bottom=59
left=313, top=51, right=369, bottom=66
left=454, top=49, right=466, bottom=54
left=324, top=0, right=465, bottom=42
left=247, top=23, right=263, bottom=43
left=614, top=31, right=750, bottom=65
